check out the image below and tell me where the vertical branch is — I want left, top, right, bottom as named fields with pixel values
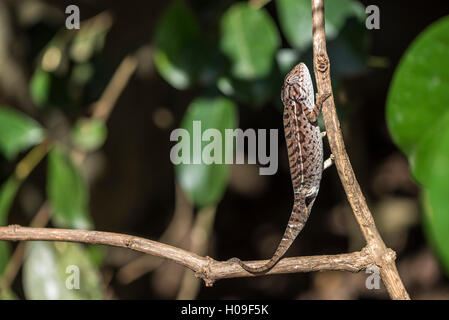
left=310, top=0, right=410, bottom=300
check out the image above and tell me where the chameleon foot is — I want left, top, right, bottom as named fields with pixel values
left=323, top=154, right=335, bottom=170
left=316, top=92, right=332, bottom=109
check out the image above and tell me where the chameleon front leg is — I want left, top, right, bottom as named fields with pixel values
left=323, top=154, right=335, bottom=170
left=318, top=93, right=334, bottom=171
left=303, top=92, right=331, bottom=124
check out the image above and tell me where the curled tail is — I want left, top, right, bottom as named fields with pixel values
left=229, top=199, right=309, bottom=274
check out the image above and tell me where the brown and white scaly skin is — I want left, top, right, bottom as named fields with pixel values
left=231, top=63, right=330, bottom=273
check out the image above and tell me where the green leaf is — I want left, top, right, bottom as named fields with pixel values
left=276, top=0, right=364, bottom=51
left=23, top=242, right=104, bottom=300
left=415, top=116, right=449, bottom=276
left=47, top=147, right=92, bottom=229
left=0, top=107, right=44, bottom=160
left=412, top=112, right=449, bottom=186
left=196, top=37, right=227, bottom=87
left=423, top=186, right=449, bottom=277
left=30, top=69, right=52, bottom=107
left=0, top=177, right=21, bottom=226
left=0, top=241, right=11, bottom=276
left=387, top=17, right=449, bottom=157
left=71, top=63, right=95, bottom=85
left=0, top=287, right=17, bottom=300
left=72, top=118, right=107, bottom=152
left=86, top=245, right=107, bottom=268
left=0, top=176, right=24, bottom=277
left=174, top=97, right=237, bottom=207
left=220, top=3, right=280, bottom=80
left=386, top=16, right=449, bottom=274
left=153, top=0, right=201, bottom=89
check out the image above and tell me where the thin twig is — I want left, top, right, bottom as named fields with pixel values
left=310, top=0, right=409, bottom=300
left=91, top=55, right=138, bottom=121
left=0, top=203, right=50, bottom=290
left=0, top=140, right=51, bottom=290
left=15, top=139, right=50, bottom=181
left=0, top=225, right=374, bottom=285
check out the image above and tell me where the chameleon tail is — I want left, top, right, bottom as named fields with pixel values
left=229, top=199, right=309, bottom=274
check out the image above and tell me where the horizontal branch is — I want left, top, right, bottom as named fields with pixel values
left=0, top=225, right=373, bottom=286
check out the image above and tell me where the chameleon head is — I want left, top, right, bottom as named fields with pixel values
left=281, top=63, right=314, bottom=107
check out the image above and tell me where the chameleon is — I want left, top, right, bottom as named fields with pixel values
left=230, top=62, right=332, bottom=273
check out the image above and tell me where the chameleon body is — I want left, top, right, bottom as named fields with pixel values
left=232, top=63, right=330, bottom=273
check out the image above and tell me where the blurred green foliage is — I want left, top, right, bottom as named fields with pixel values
left=0, top=0, right=369, bottom=299
left=277, top=0, right=364, bottom=51
left=71, top=118, right=107, bottom=152
left=220, top=3, right=280, bottom=80
left=175, top=97, right=237, bottom=208
left=23, top=242, right=103, bottom=299
left=30, top=69, right=53, bottom=107
left=0, top=107, right=44, bottom=160
left=0, top=175, right=20, bottom=274
left=153, top=0, right=202, bottom=89
left=0, top=107, right=46, bottom=277
left=387, top=16, right=449, bottom=275
left=47, top=147, right=92, bottom=229
left=0, top=10, right=112, bottom=297
left=154, top=0, right=365, bottom=208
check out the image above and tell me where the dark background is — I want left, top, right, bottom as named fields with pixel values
left=1, top=0, right=449, bottom=299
